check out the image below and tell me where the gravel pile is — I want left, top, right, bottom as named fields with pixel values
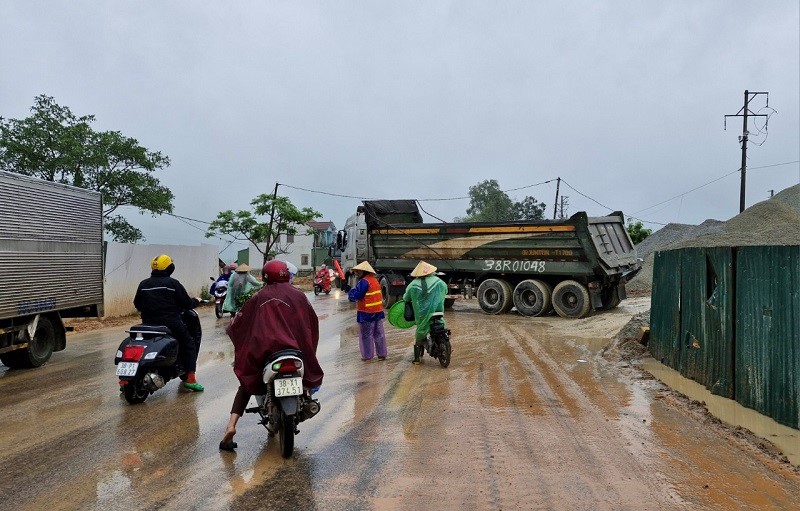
left=627, top=183, right=800, bottom=294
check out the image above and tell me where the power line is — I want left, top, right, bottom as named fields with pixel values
left=280, top=178, right=556, bottom=202
left=559, top=179, right=667, bottom=226
left=631, top=160, right=799, bottom=216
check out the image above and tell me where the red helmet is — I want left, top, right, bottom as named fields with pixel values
left=262, top=260, right=291, bottom=283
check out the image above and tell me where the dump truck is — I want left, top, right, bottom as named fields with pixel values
left=0, top=170, right=104, bottom=368
left=335, top=200, right=641, bottom=319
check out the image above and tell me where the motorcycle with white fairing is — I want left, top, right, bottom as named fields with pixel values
left=246, top=349, right=321, bottom=458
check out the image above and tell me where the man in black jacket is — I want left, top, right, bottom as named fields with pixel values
left=133, top=254, right=204, bottom=391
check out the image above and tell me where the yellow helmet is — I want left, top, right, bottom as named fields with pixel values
left=151, top=254, right=173, bottom=271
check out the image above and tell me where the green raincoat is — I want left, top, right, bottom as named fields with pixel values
left=402, top=274, right=447, bottom=343
left=224, top=272, right=262, bottom=313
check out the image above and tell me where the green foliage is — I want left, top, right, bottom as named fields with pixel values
left=235, top=288, right=258, bottom=310
left=206, top=194, right=321, bottom=264
left=462, top=179, right=546, bottom=222
left=626, top=218, right=653, bottom=245
left=513, top=195, right=547, bottom=220
left=0, top=95, right=173, bottom=243
left=199, top=285, right=211, bottom=301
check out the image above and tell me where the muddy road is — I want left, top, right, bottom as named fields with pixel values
left=1, top=292, right=798, bottom=510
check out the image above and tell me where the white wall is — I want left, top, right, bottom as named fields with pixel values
left=243, top=232, right=315, bottom=271
left=275, top=232, right=314, bottom=271
left=104, top=242, right=218, bottom=318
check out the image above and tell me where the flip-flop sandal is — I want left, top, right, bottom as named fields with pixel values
left=219, top=441, right=238, bottom=451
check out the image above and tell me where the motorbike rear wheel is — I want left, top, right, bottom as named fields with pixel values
left=123, top=379, right=149, bottom=404
left=278, top=411, right=295, bottom=458
left=215, top=301, right=223, bottom=318
left=437, top=341, right=452, bottom=368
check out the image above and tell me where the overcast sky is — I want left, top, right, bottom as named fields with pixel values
left=2, top=1, right=798, bottom=261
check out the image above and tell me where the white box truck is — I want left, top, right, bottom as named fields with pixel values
left=0, top=170, right=103, bottom=368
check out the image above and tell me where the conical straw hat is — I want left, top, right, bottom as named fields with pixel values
left=410, top=261, right=437, bottom=277
left=235, top=263, right=251, bottom=273
left=352, top=261, right=376, bottom=274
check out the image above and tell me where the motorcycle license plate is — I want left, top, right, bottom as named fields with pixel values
left=274, top=377, right=303, bottom=397
left=116, top=361, right=139, bottom=377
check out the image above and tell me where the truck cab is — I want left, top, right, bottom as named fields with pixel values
left=336, top=207, right=369, bottom=290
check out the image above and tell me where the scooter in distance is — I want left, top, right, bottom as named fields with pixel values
left=245, top=349, right=321, bottom=458
left=114, top=309, right=201, bottom=404
left=210, top=276, right=230, bottom=318
left=313, top=276, right=331, bottom=295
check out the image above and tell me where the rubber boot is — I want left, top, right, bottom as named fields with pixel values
left=182, top=371, right=204, bottom=392
left=413, top=345, right=423, bottom=365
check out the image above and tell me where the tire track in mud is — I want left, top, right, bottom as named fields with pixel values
left=503, top=321, right=681, bottom=510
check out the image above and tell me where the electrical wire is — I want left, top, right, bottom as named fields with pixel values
left=630, top=160, right=799, bottom=216
left=280, top=178, right=556, bottom=202
left=559, top=179, right=667, bottom=226
left=416, top=201, right=448, bottom=222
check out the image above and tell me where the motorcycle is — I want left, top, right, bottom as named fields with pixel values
left=210, top=276, right=229, bottom=318
left=423, top=312, right=452, bottom=368
left=313, top=275, right=331, bottom=295
left=245, top=349, right=321, bottom=458
left=114, top=309, right=201, bottom=404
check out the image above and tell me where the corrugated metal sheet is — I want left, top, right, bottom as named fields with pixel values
left=680, top=248, right=706, bottom=382
left=735, top=245, right=800, bottom=429
left=650, top=244, right=798, bottom=428
left=701, top=247, right=734, bottom=397
left=0, top=171, right=103, bottom=319
left=650, top=249, right=682, bottom=369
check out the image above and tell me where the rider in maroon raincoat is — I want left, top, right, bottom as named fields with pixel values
left=219, top=260, right=324, bottom=451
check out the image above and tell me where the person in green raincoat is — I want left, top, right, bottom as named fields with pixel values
left=223, top=264, right=262, bottom=316
left=402, top=261, right=447, bottom=364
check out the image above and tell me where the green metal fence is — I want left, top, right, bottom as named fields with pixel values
left=735, top=246, right=800, bottom=428
left=650, top=245, right=798, bottom=428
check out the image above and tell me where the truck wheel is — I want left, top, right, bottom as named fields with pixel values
left=513, top=280, right=552, bottom=317
left=552, top=280, right=591, bottom=319
left=600, top=285, right=622, bottom=310
left=1, top=317, right=57, bottom=369
left=380, top=277, right=398, bottom=309
left=477, top=279, right=513, bottom=314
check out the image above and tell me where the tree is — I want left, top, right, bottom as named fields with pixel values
left=513, top=196, right=546, bottom=220
left=462, top=179, right=547, bottom=222
left=0, top=95, right=173, bottom=242
left=206, top=194, right=321, bottom=264
left=465, top=179, right=516, bottom=222
left=626, top=218, right=653, bottom=245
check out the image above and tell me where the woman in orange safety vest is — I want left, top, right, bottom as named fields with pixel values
left=347, top=261, right=387, bottom=361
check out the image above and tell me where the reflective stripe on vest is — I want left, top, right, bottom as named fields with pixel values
left=357, top=275, right=383, bottom=313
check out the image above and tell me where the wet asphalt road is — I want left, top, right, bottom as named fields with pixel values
left=1, top=292, right=799, bottom=511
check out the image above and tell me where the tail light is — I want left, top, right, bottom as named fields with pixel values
left=122, top=345, right=145, bottom=361
left=272, top=359, right=302, bottom=374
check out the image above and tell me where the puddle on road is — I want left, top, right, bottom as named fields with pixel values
left=642, top=358, right=800, bottom=466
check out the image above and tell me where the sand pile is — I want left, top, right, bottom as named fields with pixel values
left=627, top=184, right=800, bottom=294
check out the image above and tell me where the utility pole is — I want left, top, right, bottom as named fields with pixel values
left=725, top=90, right=769, bottom=213
left=553, top=177, right=561, bottom=220
left=559, top=196, right=569, bottom=219
left=768, top=189, right=775, bottom=198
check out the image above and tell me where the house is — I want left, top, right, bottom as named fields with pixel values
left=236, top=220, right=337, bottom=273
